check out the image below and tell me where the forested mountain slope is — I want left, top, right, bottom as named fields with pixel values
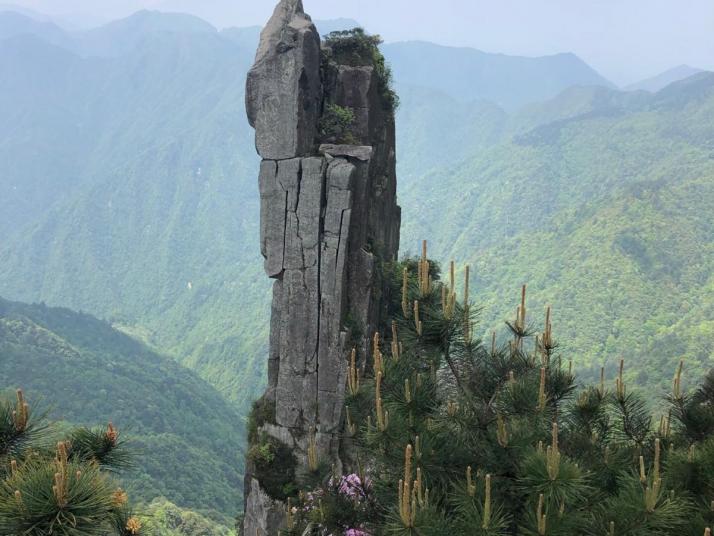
left=399, top=73, right=714, bottom=391
left=0, top=27, right=269, bottom=411
left=0, top=297, right=244, bottom=524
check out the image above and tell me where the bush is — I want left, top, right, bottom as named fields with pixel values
left=323, top=28, right=399, bottom=113
left=318, top=103, right=357, bottom=144
left=323, top=28, right=383, bottom=67
left=247, top=395, right=276, bottom=445
left=248, top=434, right=297, bottom=501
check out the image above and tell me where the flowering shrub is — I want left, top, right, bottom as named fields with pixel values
left=334, top=473, right=371, bottom=503
left=284, top=473, right=374, bottom=535
left=344, top=529, right=370, bottom=536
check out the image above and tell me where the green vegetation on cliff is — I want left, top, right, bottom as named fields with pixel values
left=323, top=28, right=399, bottom=112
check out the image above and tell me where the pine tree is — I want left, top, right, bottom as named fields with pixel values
left=0, top=388, right=145, bottom=535
left=285, top=242, right=714, bottom=536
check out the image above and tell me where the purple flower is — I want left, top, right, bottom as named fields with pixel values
left=303, top=488, right=325, bottom=511
left=336, top=474, right=368, bottom=502
left=345, top=529, right=371, bottom=536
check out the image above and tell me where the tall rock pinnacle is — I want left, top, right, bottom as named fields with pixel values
left=242, top=1, right=401, bottom=533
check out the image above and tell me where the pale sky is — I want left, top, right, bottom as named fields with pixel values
left=7, top=0, right=714, bottom=85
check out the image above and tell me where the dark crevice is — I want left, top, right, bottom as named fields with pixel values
left=280, top=187, right=289, bottom=274
left=314, top=159, right=326, bottom=426
left=335, top=205, right=346, bottom=278
left=294, top=161, right=306, bottom=269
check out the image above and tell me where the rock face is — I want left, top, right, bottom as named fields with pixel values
left=242, top=2, right=401, bottom=534
left=246, top=0, right=322, bottom=160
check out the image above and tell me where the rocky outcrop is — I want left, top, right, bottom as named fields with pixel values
left=243, top=2, right=400, bottom=534
left=246, top=0, right=322, bottom=160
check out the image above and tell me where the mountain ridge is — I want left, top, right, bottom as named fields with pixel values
left=382, top=40, right=613, bottom=110
left=0, top=8, right=613, bottom=111
left=625, top=64, right=706, bottom=93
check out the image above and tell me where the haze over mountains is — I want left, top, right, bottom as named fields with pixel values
left=624, top=64, right=704, bottom=93
left=8, top=0, right=714, bottom=87
left=382, top=41, right=613, bottom=110
left=1, top=5, right=713, bottom=525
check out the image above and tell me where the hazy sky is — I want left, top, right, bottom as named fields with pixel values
left=8, top=0, right=714, bottom=85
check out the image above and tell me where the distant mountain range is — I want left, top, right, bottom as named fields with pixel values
left=625, top=64, right=705, bottom=93
left=0, top=3, right=55, bottom=22
left=0, top=8, right=72, bottom=46
left=1, top=9, right=616, bottom=110
left=398, top=72, right=714, bottom=391
left=2, top=4, right=711, bottom=401
left=383, top=41, right=614, bottom=110
left=3, top=8, right=706, bottom=100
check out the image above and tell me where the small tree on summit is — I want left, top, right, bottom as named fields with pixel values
left=322, top=28, right=399, bottom=113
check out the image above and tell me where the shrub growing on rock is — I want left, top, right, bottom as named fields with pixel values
left=248, top=434, right=298, bottom=502
left=322, top=28, right=399, bottom=113
left=318, top=103, right=357, bottom=144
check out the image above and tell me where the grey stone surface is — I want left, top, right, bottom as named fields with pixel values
left=330, top=65, right=375, bottom=143
left=242, top=478, right=286, bottom=536
left=319, top=144, right=373, bottom=161
left=243, top=3, right=401, bottom=534
left=246, top=0, right=322, bottom=159
left=258, top=160, right=283, bottom=277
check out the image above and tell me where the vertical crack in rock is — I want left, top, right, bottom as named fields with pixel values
left=335, top=209, right=345, bottom=277
left=243, top=2, right=400, bottom=533
left=280, top=189, right=288, bottom=277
